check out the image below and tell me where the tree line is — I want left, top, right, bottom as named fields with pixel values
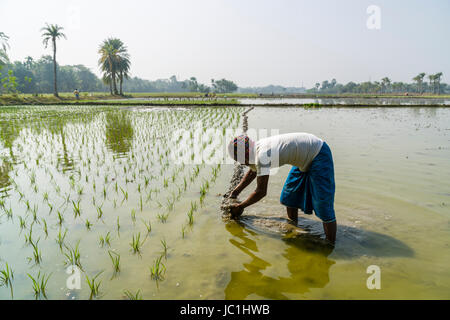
left=308, top=73, right=447, bottom=95
left=0, top=26, right=238, bottom=95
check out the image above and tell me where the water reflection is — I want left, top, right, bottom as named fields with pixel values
left=224, top=221, right=335, bottom=299
left=105, top=111, right=134, bottom=157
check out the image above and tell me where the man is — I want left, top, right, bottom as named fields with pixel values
left=227, top=133, right=337, bottom=244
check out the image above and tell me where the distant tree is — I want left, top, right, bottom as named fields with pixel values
left=41, top=23, right=66, bottom=97
left=381, top=77, right=391, bottom=93
left=434, top=72, right=443, bottom=95
left=314, top=82, right=320, bottom=92
left=413, top=73, right=426, bottom=94
left=98, top=38, right=129, bottom=95
left=428, top=74, right=436, bottom=94
left=211, top=78, right=237, bottom=93
left=24, top=56, right=34, bottom=70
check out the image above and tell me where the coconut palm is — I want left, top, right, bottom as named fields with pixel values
left=98, top=38, right=129, bottom=95
left=381, top=77, right=391, bottom=93
left=117, top=55, right=131, bottom=95
left=428, top=74, right=436, bottom=94
left=0, top=32, right=9, bottom=68
left=413, top=73, right=426, bottom=94
left=41, top=24, right=66, bottom=97
left=434, top=72, right=443, bottom=95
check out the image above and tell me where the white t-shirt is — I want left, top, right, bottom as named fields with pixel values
left=249, top=133, right=323, bottom=176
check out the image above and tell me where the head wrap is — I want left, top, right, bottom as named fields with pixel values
left=227, top=135, right=254, bottom=164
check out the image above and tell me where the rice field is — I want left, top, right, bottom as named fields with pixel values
left=0, top=105, right=243, bottom=299
left=0, top=105, right=449, bottom=300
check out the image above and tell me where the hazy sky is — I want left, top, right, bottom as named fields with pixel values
left=1, top=0, right=449, bottom=87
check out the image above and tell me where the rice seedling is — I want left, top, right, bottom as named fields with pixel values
left=116, top=216, right=121, bottom=232
left=43, top=192, right=49, bottom=202
left=47, top=202, right=53, bottom=214
left=57, top=210, right=64, bottom=225
left=142, top=219, right=152, bottom=234
left=131, top=209, right=136, bottom=223
left=99, top=232, right=111, bottom=247
left=30, top=239, right=42, bottom=265
left=150, top=255, right=166, bottom=281
left=0, top=263, right=14, bottom=299
left=160, top=238, right=168, bottom=258
left=181, top=225, right=187, bottom=238
left=96, top=205, right=104, bottom=220
left=187, top=209, right=194, bottom=226
left=42, top=219, right=48, bottom=238
left=108, top=251, right=120, bottom=274
left=19, top=216, right=26, bottom=229
left=130, top=232, right=145, bottom=254
left=85, top=219, right=92, bottom=230
left=77, top=185, right=84, bottom=196
left=86, top=271, right=103, bottom=300
left=64, top=242, right=82, bottom=269
left=120, top=187, right=128, bottom=201
left=72, top=200, right=81, bottom=218
left=4, top=206, right=13, bottom=220
left=157, top=212, right=169, bottom=223
left=123, top=289, right=142, bottom=300
left=56, top=228, right=67, bottom=249
left=24, top=225, right=33, bottom=246
left=28, top=271, right=51, bottom=300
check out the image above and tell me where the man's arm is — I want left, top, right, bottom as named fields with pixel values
left=230, top=175, right=269, bottom=218
left=230, top=169, right=257, bottom=198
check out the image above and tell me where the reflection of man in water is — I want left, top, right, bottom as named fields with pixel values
left=224, top=221, right=334, bottom=299
left=227, top=133, right=337, bottom=244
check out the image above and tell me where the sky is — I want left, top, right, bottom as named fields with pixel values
left=1, top=0, right=449, bottom=88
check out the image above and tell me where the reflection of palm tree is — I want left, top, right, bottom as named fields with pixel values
left=105, top=112, right=134, bottom=156
left=223, top=221, right=335, bottom=300
left=0, top=159, right=13, bottom=192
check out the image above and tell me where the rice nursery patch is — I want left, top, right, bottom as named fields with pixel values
left=0, top=105, right=243, bottom=299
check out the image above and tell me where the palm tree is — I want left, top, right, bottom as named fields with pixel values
left=41, top=24, right=66, bottom=97
left=117, top=55, right=131, bottom=95
left=98, top=38, right=129, bottom=95
left=434, top=72, right=443, bottom=95
left=413, top=73, right=426, bottom=94
left=0, top=32, right=9, bottom=68
left=381, top=77, right=391, bottom=93
left=428, top=74, right=436, bottom=94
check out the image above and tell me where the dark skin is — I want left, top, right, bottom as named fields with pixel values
left=229, top=166, right=337, bottom=244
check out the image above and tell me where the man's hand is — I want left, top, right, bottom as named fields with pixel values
left=229, top=189, right=240, bottom=199
left=229, top=203, right=244, bottom=219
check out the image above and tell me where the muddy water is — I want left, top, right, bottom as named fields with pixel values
left=0, top=106, right=449, bottom=299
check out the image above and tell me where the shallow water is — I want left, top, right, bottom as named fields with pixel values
left=0, top=105, right=449, bottom=299
left=238, top=97, right=450, bottom=105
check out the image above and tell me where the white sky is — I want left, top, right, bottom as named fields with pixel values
left=1, top=0, right=449, bottom=87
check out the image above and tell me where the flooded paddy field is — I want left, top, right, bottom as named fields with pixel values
left=0, top=105, right=449, bottom=299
